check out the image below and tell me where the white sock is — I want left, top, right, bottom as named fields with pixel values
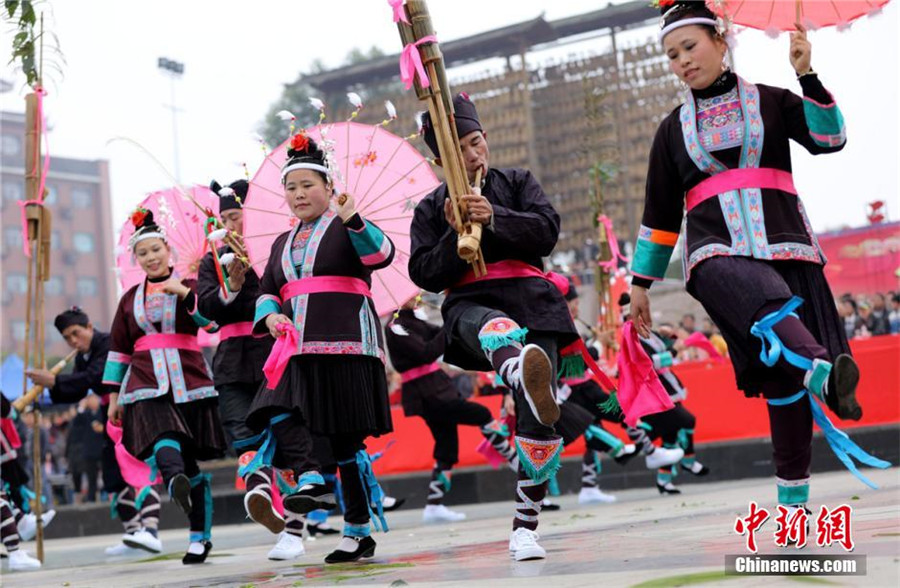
left=336, top=536, right=361, bottom=552
left=187, top=541, right=206, bottom=555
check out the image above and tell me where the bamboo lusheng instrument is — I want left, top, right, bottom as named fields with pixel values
left=23, top=89, right=51, bottom=562
left=396, top=0, right=487, bottom=276
left=13, top=350, right=78, bottom=413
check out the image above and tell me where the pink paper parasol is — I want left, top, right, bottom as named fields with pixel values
left=116, top=184, right=220, bottom=291
left=707, top=0, right=890, bottom=33
left=244, top=122, right=439, bottom=317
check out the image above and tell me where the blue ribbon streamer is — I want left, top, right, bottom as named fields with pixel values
left=235, top=413, right=291, bottom=479
left=768, top=390, right=891, bottom=489
left=340, top=450, right=389, bottom=532
left=750, top=296, right=811, bottom=370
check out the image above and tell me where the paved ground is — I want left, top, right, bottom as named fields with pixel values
left=2, top=469, right=898, bottom=587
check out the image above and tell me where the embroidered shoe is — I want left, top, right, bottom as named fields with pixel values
left=826, top=354, right=862, bottom=421
left=685, top=461, right=710, bottom=476
left=518, top=344, right=560, bottom=426
left=540, top=497, right=561, bottom=511
left=244, top=487, right=285, bottom=534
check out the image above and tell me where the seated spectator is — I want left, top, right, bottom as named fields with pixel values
left=867, top=293, right=891, bottom=336
left=838, top=297, right=864, bottom=339
left=890, top=294, right=900, bottom=334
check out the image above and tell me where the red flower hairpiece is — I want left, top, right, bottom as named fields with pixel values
left=654, top=0, right=676, bottom=8
left=290, top=132, right=310, bottom=153
left=131, top=207, right=149, bottom=228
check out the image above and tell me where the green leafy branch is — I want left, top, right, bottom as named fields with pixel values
left=4, top=0, right=64, bottom=89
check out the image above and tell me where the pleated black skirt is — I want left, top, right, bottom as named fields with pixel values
left=687, top=257, right=850, bottom=397
left=247, top=354, right=393, bottom=438
left=122, top=394, right=227, bottom=461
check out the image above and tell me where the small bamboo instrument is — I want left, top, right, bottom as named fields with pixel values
left=14, top=350, right=78, bottom=412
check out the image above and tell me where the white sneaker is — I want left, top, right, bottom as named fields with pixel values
left=578, top=487, right=617, bottom=504
left=8, top=549, right=42, bottom=571
left=122, top=528, right=162, bottom=553
left=422, top=504, right=467, bottom=524
left=16, top=509, right=55, bottom=543
left=16, top=513, right=36, bottom=542
left=645, top=446, right=684, bottom=469
left=104, top=542, right=142, bottom=556
left=508, top=527, right=546, bottom=561
left=267, top=532, right=306, bottom=560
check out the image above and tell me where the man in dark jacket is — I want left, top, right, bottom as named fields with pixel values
left=27, top=307, right=162, bottom=555
left=409, top=93, right=575, bottom=561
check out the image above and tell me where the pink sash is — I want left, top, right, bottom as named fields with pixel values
left=400, top=362, right=441, bottom=383
left=616, top=322, right=675, bottom=427
left=1, top=419, right=21, bottom=449
left=455, top=260, right=569, bottom=292
left=134, top=333, right=200, bottom=352
left=280, top=276, right=372, bottom=300
left=219, top=322, right=253, bottom=341
left=106, top=421, right=160, bottom=487
left=686, top=168, right=796, bottom=212
left=683, top=331, right=725, bottom=362
left=263, top=323, right=299, bottom=390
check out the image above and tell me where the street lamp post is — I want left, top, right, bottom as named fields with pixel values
left=157, top=57, right=184, bottom=182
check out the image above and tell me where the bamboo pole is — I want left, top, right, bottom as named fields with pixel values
left=399, top=0, right=487, bottom=276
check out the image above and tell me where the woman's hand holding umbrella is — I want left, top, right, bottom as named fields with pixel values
left=335, top=192, right=358, bottom=223
left=790, top=23, right=812, bottom=75
left=161, top=277, right=191, bottom=299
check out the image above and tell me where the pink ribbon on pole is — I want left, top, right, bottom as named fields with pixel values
left=596, top=214, right=628, bottom=271
left=399, top=35, right=437, bottom=90
left=388, top=0, right=410, bottom=24
left=17, top=88, right=52, bottom=258
left=263, top=322, right=299, bottom=390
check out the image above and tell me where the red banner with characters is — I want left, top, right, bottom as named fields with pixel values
left=817, top=222, right=900, bottom=296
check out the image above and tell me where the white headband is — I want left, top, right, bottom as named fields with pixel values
left=129, top=230, right=166, bottom=250
left=281, top=162, right=331, bottom=183
left=659, top=17, right=720, bottom=42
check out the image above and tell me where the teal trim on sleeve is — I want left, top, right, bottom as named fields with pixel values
left=632, top=239, right=675, bottom=281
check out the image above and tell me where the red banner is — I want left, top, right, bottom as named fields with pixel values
left=367, top=336, right=900, bottom=476
left=818, top=222, right=900, bottom=296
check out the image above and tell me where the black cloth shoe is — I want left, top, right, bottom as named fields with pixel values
left=657, top=482, right=681, bottom=495
left=613, top=445, right=640, bottom=466
left=382, top=496, right=406, bottom=512
left=182, top=540, right=212, bottom=564
left=283, top=485, right=337, bottom=514
left=169, top=474, right=192, bottom=516
left=307, top=522, right=340, bottom=537
left=826, top=354, right=862, bottom=421
left=324, top=536, right=376, bottom=563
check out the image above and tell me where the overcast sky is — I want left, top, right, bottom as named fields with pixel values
left=1, top=0, right=897, bottom=237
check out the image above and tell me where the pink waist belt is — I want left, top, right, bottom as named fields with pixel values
left=400, top=362, right=441, bottom=383
left=218, top=321, right=253, bottom=341
left=454, top=260, right=569, bottom=292
left=134, top=333, right=200, bottom=352
left=280, top=276, right=372, bottom=300
left=686, top=168, right=797, bottom=212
